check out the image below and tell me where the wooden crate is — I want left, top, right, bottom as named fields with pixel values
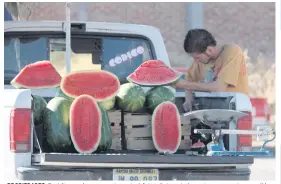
left=124, top=113, right=191, bottom=137
left=126, top=138, right=192, bottom=150
left=124, top=113, right=191, bottom=126
left=108, top=111, right=122, bottom=139
left=125, top=125, right=191, bottom=138
left=111, top=137, right=122, bottom=150
left=107, top=112, right=192, bottom=151
left=124, top=113, right=192, bottom=151
left=107, top=111, right=122, bottom=150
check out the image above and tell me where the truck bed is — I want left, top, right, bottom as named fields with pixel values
left=32, top=153, right=254, bottom=168
left=18, top=153, right=253, bottom=180
left=17, top=165, right=252, bottom=180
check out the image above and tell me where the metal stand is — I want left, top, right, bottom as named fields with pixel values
left=195, top=127, right=275, bottom=156
left=184, top=109, right=275, bottom=157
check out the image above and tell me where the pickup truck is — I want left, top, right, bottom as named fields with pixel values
left=4, top=20, right=255, bottom=181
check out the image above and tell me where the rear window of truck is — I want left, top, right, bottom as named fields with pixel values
left=4, top=34, right=154, bottom=85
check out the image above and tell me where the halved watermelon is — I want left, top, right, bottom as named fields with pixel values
left=11, top=60, right=61, bottom=89
left=126, top=60, right=183, bottom=86
left=70, top=94, right=102, bottom=153
left=152, top=101, right=181, bottom=154
left=61, top=70, right=120, bottom=101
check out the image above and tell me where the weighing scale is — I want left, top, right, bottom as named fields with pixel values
left=184, top=109, right=275, bottom=156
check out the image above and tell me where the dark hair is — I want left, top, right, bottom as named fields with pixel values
left=183, top=29, right=217, bottom=53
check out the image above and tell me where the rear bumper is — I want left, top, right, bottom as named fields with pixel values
left=17, top=166, right=251, bottom=180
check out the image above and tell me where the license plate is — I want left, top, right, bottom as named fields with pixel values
left=113, top=168, right=159, bottom=181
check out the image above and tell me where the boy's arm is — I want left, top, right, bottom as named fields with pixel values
left=175, top=78, right=227, bottom=92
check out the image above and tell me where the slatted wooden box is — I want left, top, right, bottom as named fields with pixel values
left=108, top=111, right=122, bottom=150
left=124, top=113, right=192, bottom=151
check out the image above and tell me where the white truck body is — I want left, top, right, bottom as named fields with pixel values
left=4, top=21, right=254, bottom=181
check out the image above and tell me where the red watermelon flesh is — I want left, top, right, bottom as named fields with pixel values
left=61, top=70, right=120, bottom=101
left=11, top=60, right=61, bottom=89
left=152, top=101, right=181, bottom=154
left=140, top=60, right=167, bottom=68
left=127, top=60, right=182, bottom=86
left=70, top=95, right=102, bottom=153
left=191, top=140, right=205, bottom=148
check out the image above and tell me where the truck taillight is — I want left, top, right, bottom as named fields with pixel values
left=10, top=108, right=31, bottom=152
left=237, top=112, right=252, bottom=151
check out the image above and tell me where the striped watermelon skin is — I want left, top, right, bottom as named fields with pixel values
left=152, top=101, right=181, bottom=154
left=96, top=105, right=113, bottom=152
left=117, top=83, right=146, bottom=112
left=146, top=86, right=176, bottom=111
left=55, top=87, right=74, bottom=101
left=44, top=97, right=75, bottom=152
left=32, top=95, right=47, bottom=125
left=98, top=97, right=116, bottom=111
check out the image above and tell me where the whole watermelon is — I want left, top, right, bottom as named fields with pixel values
left=146, top=86, right=176, bottom=111
left=32, top=94, right=47, bottom=125
left=117, top=83, right=146, bottom=112
left=96, top=105, right=113, bottom=152
left=98, top=97, right=116, bottom=111
left=43, top=97, right=75, bottom=152
left=55, top=87, right=74, bottom=101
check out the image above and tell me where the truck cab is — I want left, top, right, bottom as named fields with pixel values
left=4, top=21, right=255, bottom=181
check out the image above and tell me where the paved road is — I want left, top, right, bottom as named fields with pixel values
left=250, top=147, right=276, bottom=181
left=250, top=157, right=275, bottom=181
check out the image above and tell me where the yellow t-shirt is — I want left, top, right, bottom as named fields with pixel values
left=186, top=44, right=249, bottom=95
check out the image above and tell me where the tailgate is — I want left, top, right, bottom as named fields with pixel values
left=25, top=153, right=253, bottom=180
left=32, top=153, right=254, bottom=168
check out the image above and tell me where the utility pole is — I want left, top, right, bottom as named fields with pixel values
left=78, top=2, right=88, bottom=21
left=186, top=2, right=204, bottom=29
left=65, top=2, right=71, bottom=73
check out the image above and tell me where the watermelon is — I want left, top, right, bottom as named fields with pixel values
left=11, top=60, right=61, bottom=89
left=61, top=70, right=120, bottom=101
left=55, top=87, right=74, bottom=101
left=70, top=94, right=102, bottom=153
left=44, top=97, right=74, bottom=152
left=32, top=95, right=47, bottom=125
left=116, top=83, right=146, bottom=112
left=96, top=105, right=113, bottom=152
left=191, top=140, right=206, bottom=153
left=146, top=86, right=176, bottom=111
left=152, top=101, right=181, bottom=154
left=126, top=60, right=183, bottom=86
left=98, top=97, right=116, bottom=111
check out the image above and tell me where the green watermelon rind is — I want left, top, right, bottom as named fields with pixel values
left=11, top=79, right=60, bottom=89
left=69, top=94, right=102, bottom=154
left=116, top=83, right=146, bottom=112
left=44, top=97, right=74, bottom=152
left=31, top=94, right=47, bottom=125
left=151, top=101, right=181, bottom=154
left=146, top=86, right=176, bottom=111
left=55, top=87, right=74, bottom=101
left=60, top=70, right=120, bottom=102
left=96, top=104, right=113, bottom=152
left=10, top=60, right=61, bottom=89
left=98, top=97, right=116, bottom=111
